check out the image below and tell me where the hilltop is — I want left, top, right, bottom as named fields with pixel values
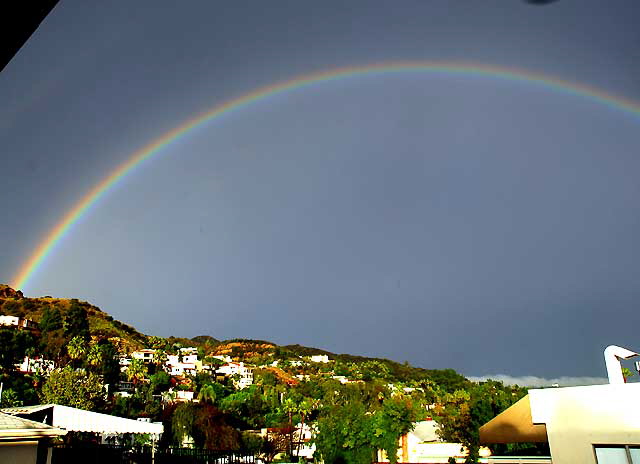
left=0, top=286, right=148, bottom=352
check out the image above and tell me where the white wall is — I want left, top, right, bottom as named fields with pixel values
left=0, top=440, right=39, bottom=464
left=530, top=383, right=640, bottom=464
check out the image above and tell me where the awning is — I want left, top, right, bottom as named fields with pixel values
left=479, top=395, right=547, bottom=444
left=2, top=404, right=163, bottom=436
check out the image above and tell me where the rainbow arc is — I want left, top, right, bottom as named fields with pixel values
left=11, top=61, right=640, bottom=291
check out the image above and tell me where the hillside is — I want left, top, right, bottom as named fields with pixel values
left=0, top=285, right=148, bottom=352
left=0, top=285, right=468, bottom=388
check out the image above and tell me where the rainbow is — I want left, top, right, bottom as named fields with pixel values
left=11, top=61, right=640, bottom=291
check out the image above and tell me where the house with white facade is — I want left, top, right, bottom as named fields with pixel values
left=0, top=316, right=38, bottom=330
left=167, top=361, right=198, bottom=377
left=162, top=389, right=195, bottom=403
left=17, top=357, right=55, bottom=375
left=131, top=349, right=156, bottom=364
left=217, top=362, right=254, bottom=389
left=308, top=355, right=330, bottom=363
left=166, top=351, right=203, bottom=377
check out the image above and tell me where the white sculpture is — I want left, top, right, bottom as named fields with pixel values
left=604, top=345, right=638, bottom=384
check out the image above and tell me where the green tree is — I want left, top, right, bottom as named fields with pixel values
left=150, top=371, right=171, bottom=394
left=64, top=303, right=90, bottom=340
left=172, top=402, right=197, bottom=446
left=370, top=395, right=424, bottom=464
left=154, top=349, right=168, bottom=372
left=198, top=384, right=218, bottom=404
left=148, top=336, right=169, bottom=350
left=241, top=431, right=264, bottom=454
left=194, top=403, right=241, bottom=450
left=0, top=329, right=34, bottom=372
left=40, top=367, right=105, bottom=410
left=97, top=339, right=121, bottom=387
left=39, top=306, right=63, bottom=333
left=314, top=399, right=374, bottom=464
left=430, top=381, right=526, bottom=463
left=86, top=343, right=103, bottom=370
left=126, top=358, right=148, bottom=387
left=0, top=388, right=23, bottom=407
left=67, top=336, right=86, bottom=368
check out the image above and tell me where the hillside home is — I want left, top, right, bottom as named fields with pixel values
left=131, top=349, right=156, bottom=364
left=0, top=315, right=38, bottom=330
left=479, top=345, right=640, bottom=464
left=17, top=356, right=55, bottom=375
left=168, top=362, right=198, bottom=377
left=271, top=359, right=304, bottom=367
left=181, top=353, right=199, bottom=364
left=217, top=362, right=254, bottom=389
left=166, top=353, right=204, bottom=376
left=309, top=355, right=330, bottom=363
left=162, top=389, right=195, bottom=403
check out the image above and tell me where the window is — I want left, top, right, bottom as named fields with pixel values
left=595, top=446, right=640, bottom=464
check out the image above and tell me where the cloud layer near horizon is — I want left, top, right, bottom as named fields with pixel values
left=467, top=374, right=609, bottom=388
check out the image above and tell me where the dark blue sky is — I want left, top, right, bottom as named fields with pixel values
left=2, top=1, right=640, bottom=380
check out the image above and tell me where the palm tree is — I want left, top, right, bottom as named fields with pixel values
left=154, top=349, right=168, bottom=371
left=86, top=343, right=103, bottom=371
left=197, top=384, right=217, bottom=404
left=67, top=336, right=86, bottom=368
left=126, top=358, right=148, bottom=388
left=295, top=398, right=315, bottom=457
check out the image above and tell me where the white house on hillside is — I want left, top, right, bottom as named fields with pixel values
left=0, top=316, right=38, bottom=330
left=217, top=362, right=253, bottom=389
left=131, top=349, right=156, bottom=364
left=17, top=357, right=55, bottom=376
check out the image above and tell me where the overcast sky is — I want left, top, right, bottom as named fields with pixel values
left=2, top=0, right=640, bottom=380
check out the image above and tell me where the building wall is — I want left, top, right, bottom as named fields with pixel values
left=0, top=440, right=39, bottom=464
left=0, top=316, right=20, bottom=326
left=529, top=383, right=640, bottom=464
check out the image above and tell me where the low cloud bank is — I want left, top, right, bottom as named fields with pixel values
left=466, top=374, right=609, bottom=388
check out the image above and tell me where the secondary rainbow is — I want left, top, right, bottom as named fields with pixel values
left=11, top=61, right=640, bottom=291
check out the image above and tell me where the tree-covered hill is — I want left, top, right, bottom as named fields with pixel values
left=0, top=285, right=468, bottom=389
left=0, top=285, right=147, bottom=351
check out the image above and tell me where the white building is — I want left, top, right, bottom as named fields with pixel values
left=17, top=357, right=55, bottom=375
left=309, top=355, right=330, bottom=363
left=166, top=353, right=201, bottom=377
left=217, top=362, right=253, bottom=389
left=168, top=362, right=198, bottom=377
left=480, top=345, right=640, bottom=464
left=162, top=389, right=195, bottom=403
left=131, top=349, right=156, bottom=364
left=0, top=316, right=37, bottom=330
